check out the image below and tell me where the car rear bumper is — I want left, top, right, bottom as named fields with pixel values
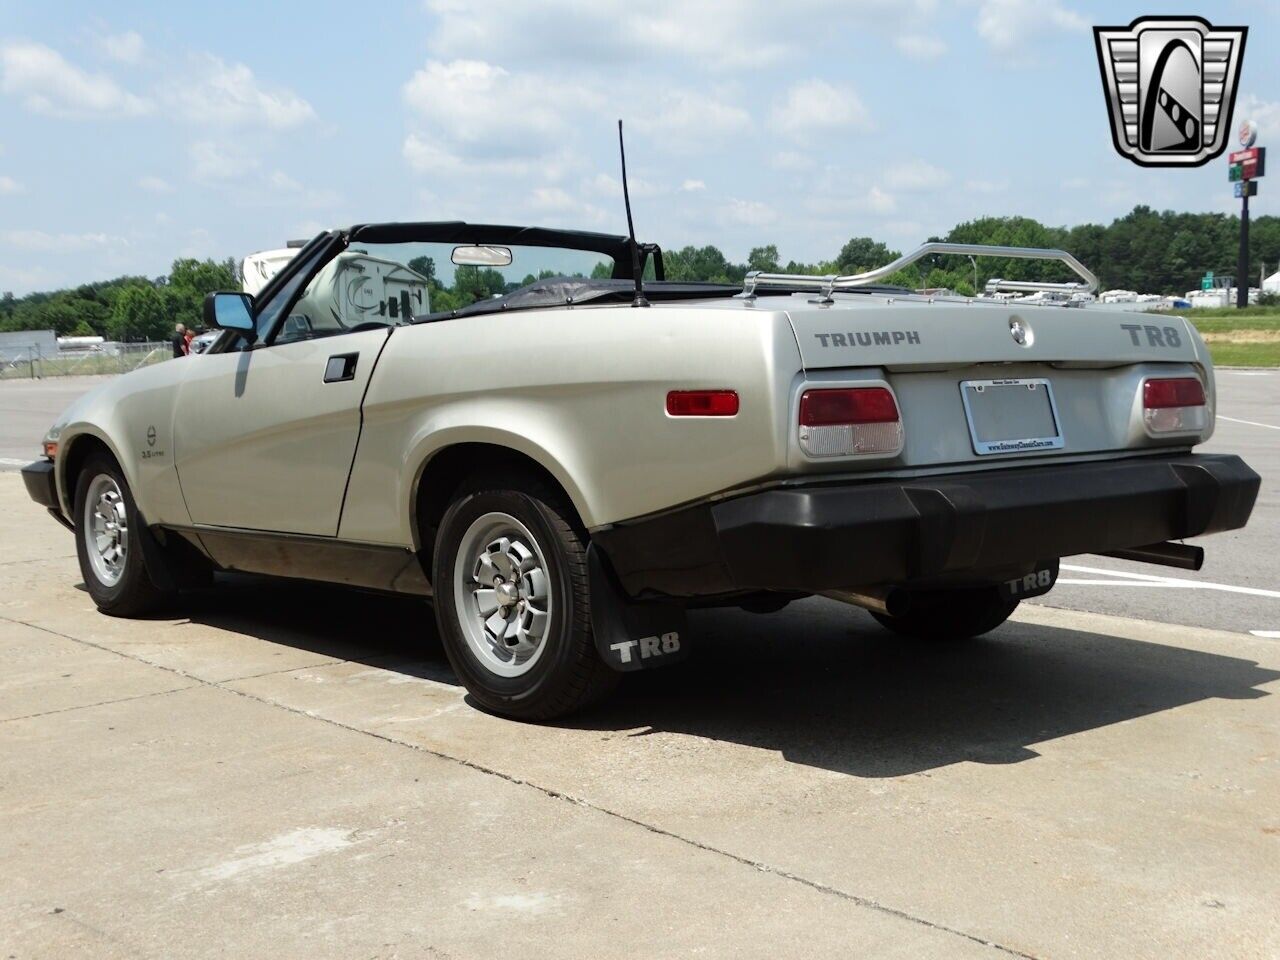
left=21, top=459, right=72, bottom=530
left=592, top=453, right=1260, bottom=598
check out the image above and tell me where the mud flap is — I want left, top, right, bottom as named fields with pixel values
left=587, top=543, right=689, bottom=673
left=996, top=558, right=1059, bottom=601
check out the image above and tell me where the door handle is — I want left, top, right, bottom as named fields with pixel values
left=323, top=352, right=358, bottom=383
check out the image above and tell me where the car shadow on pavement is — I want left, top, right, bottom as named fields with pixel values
left=172, top=580, right=1278, bottom=780
left=564, top=599, right=1280, bottom=778
left=175, top=573, right=457, bottom=685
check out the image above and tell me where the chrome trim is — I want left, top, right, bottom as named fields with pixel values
left=959, top=378, right=1065, bottom=457
left=740, top=242, right=1099, bottom=297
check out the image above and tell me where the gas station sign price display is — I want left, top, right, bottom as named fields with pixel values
left=1228, top=147, right=1266, bottom=181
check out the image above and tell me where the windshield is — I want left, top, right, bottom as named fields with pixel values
left=273, top=241, right=616, bottom=344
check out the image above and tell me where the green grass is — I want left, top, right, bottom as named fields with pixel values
left=1207, top=342, right=1280, bottom=367
left=1185, top=305, right=1280, bottom=330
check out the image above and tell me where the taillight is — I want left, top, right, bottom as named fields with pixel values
left=42, top=440, right=58, bottom=460
left=798, top=387, right=903, bottom=457
left=1142, top=377, right=1207, bottom=434
left=666, top=390, right=739, bottom=417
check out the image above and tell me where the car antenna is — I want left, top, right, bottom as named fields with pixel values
left=617, top=119, right=649, bottom=308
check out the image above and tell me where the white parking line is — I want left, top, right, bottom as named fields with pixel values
left=1057, top=579, right=1186, bottom=587
left=1059, top=563, right=1280, bottom=600
left=1250, top=631, right=1280, bottom=638
left=0, top=458, right=32, bottom=467
left=1218, top=415, right=1280, bottom=430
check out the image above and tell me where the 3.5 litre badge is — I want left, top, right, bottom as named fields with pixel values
left=1094, top=16, right=1247, bottom=167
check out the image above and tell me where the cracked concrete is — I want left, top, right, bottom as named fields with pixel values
left=2, top=473, right=1279, bottom=959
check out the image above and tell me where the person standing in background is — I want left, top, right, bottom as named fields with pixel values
left=171, top=323, right=187, bottom=358
left=184, top=327, right=195, bottom=355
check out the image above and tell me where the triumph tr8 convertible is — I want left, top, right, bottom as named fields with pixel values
left=21, top=221, right=1260, bottom=718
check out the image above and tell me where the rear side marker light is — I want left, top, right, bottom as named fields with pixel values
left=42, top=441, right=58, bottom=460
left=798, top=387, right=903, bottom=457
left=666, top=390, right=739, bottom=417
left=1143, top=377, right=1207, bottom=434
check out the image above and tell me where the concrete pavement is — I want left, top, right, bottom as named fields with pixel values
left=2, top=474, right=1279, bottom=959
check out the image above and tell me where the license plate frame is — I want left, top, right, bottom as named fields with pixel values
left=959, top=377, right=1064, bottom=456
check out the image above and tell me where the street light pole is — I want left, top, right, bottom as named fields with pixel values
left=1236, top=188, right=1249, bottom=308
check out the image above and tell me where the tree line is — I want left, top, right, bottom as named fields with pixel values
left=3, top=206, right=1278, bottom=339
left=0, top=258, right=237, bottom=342
left=661, top=206, right=1280, bottom=297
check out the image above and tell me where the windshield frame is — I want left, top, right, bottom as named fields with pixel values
left=228, top=221, right=665, bottom=349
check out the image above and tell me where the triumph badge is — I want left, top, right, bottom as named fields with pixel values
left=1094, top=16, right=1247, bottom=167
left=1009, top=317, right=1032, bottom=347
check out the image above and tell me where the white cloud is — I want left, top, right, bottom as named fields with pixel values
left=584, top=172, right=661, bottom=198
left=964, top=178, right=1007, bottom=194
left=721, top=198, right=777, bottom=227
left=423, top=0, right=939, bottom=72
left=0, top=175, right=23, bottom=195
left=401, top=133, right=567, bottom=180
left=866, top=186, right=895, bottom=214
left=1061, top=176, right=1089, bottom=190
left=172, top=55, right=315, bottom=129
left=0, top=230, right=121, bottom=251
left=137, top=175, right=173, bottom=193
left=262, top=169, right=341, bottom=208
left=404, top=59, right=598, bottom=154
left=771, top=150, right=815, bottom=172
left=976, top=0, right=1088, bottom=54
left=525, top=186, right=609, bottom=225
left=771, top=79, right=871, bottom=136
left=884, top=159, right=951, bottom=190
left=1239, top=95, right=1280, bottom=143
left=633, top=89, right=751, bottom=144
left=895, top=35, right=947, bottom=60
left=0, top=42, right=150, bottom=117
left=99, top=30, right=145, bottom=65
left=269, top=170, right=304, bottom=192
left=189, top=140, right=258, bottom=181
left=680, top=179, right=706, bottom=192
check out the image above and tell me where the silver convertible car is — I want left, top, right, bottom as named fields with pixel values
left=22, top=221, right=1260, bottom=718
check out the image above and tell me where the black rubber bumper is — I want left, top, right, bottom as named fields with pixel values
left=20, top=459, right=72, bottom=530
left=592, top=454, right=1260, bottom=598
left=21, top=459, right=58, bottom=509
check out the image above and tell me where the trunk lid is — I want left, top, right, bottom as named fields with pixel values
left=784, top=296, right=1199, bottom=370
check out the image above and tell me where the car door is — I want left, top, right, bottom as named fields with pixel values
left=172, top=328, right=391, bottom=535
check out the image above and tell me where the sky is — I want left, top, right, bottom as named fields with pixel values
left=0, top=0, right=1277, bottom=294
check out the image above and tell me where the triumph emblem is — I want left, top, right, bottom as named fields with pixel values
left=1009, top=317, right=1031, bottom=347
left=1094, top=16, right=1247, bottom=167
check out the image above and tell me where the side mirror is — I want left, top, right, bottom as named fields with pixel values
left=203, top=292, right=256, bottom=339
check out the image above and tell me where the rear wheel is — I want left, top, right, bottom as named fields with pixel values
left=73, top=453, right=169, bottom=616
left=431, top=475, right=618, bottom=720
left=870, top=586, right=1018, bottom=641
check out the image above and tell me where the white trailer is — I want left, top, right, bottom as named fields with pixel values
left=283, top=252, right=431, bottom=339
left=241, top=247, right=301, bottom=296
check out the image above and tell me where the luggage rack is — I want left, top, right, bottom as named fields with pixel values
left=739, top=242, right=1099, bottom=300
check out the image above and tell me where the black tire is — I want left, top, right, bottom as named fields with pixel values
left=73, top=452, right=169, bottom=617
left=870, top=586, right=1018, bottom=641
left=431, top=474, right=618, bottom=720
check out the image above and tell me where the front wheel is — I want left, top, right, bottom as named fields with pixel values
left=870, top=586, right=1018, bottom=641
left=73, top=453, right=168, bottom=616
left=431, top=475, right=618, bottom=720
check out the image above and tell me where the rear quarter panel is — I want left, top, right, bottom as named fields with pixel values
left=338, top=304, right=803, bottom=545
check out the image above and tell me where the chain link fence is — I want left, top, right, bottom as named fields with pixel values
left=0, top=341, right=173, bottom=380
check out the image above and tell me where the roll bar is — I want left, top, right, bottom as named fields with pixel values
left=740, top=242, right=1099, bottom=298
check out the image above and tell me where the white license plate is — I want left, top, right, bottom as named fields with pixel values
left=960, top=378, right=1064, bottom=456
